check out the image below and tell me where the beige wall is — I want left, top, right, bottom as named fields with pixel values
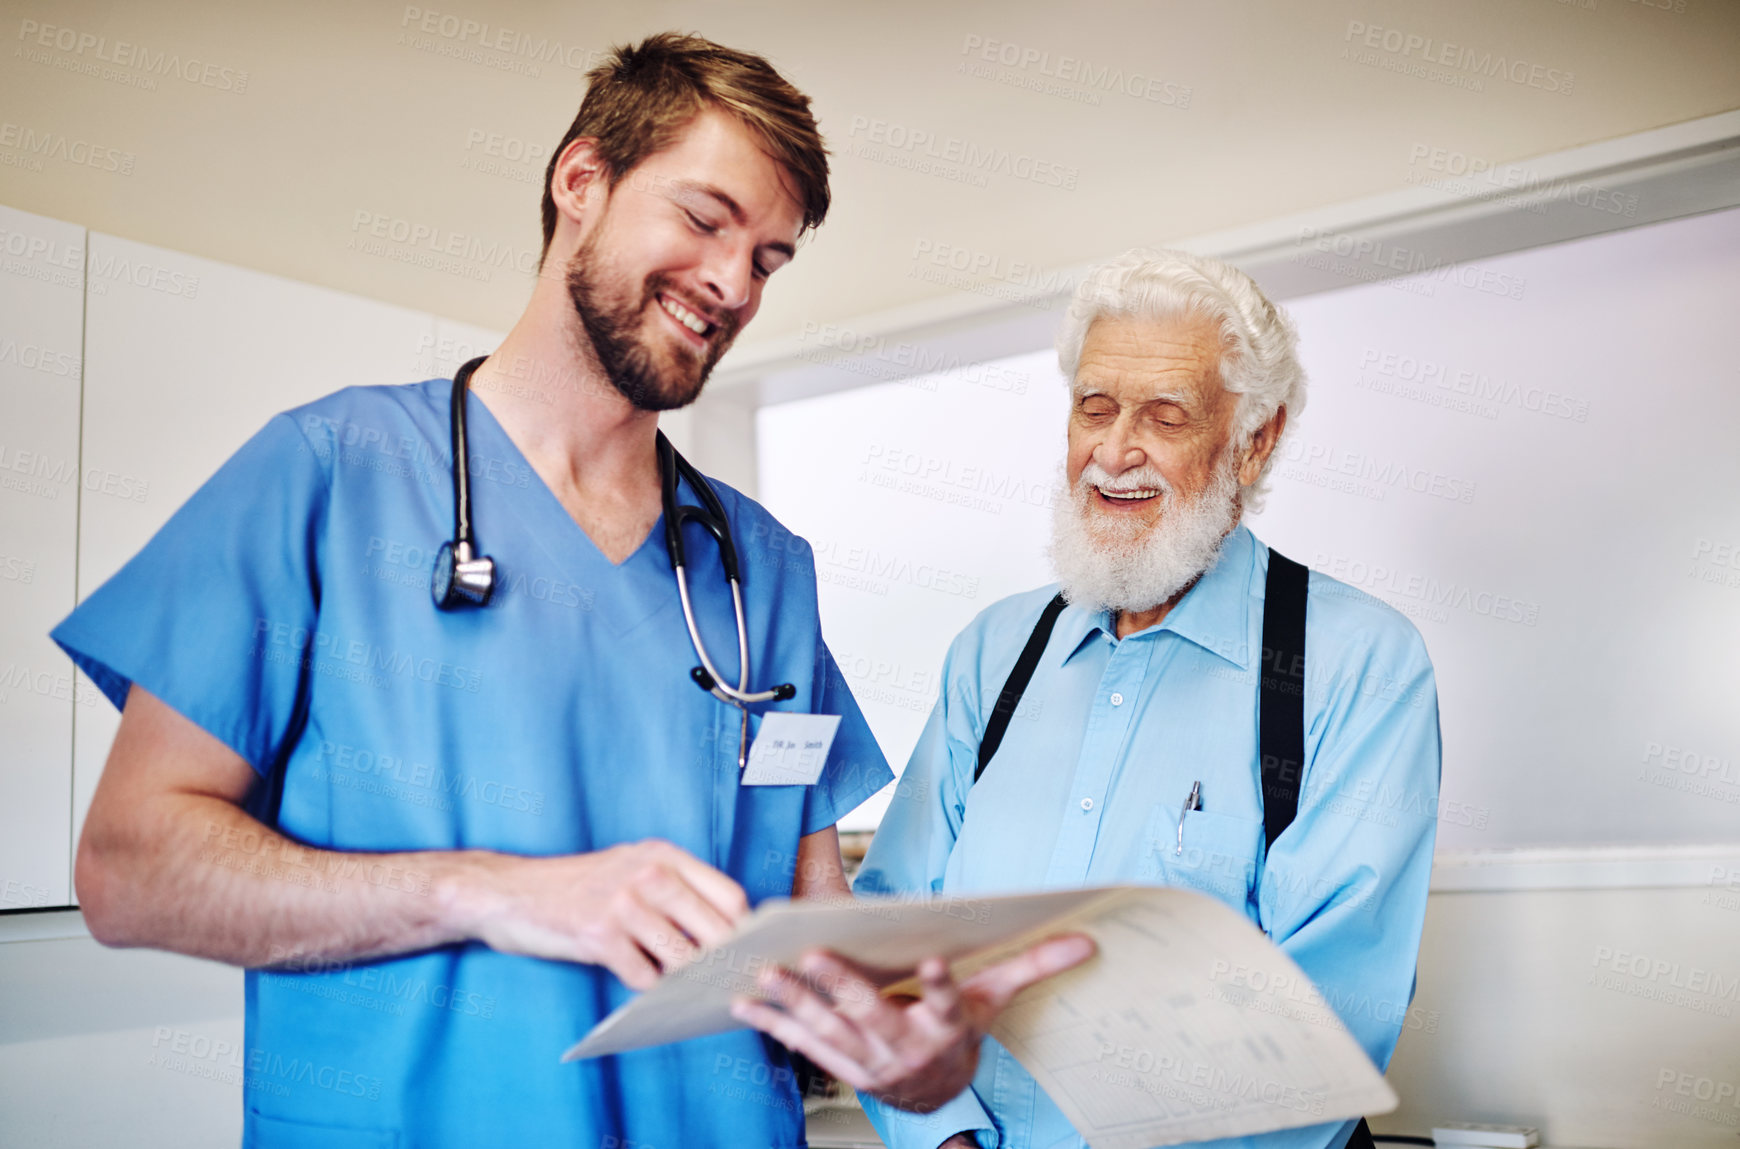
left=2, top=0, right=1737, bottom=356
left=1383, top=881, right=1740, bottom=1147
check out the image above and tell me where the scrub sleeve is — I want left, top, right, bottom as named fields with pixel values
left=54, top=414, right=328, bottom=776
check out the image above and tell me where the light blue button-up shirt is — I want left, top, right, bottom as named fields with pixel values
left=855, top=524, right=1440, bottom=1149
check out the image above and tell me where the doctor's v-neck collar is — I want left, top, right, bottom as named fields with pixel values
left=440, top=379, right=692, bottom=638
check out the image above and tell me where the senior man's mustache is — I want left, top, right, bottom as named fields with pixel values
left=1081, top=462, right=1172, bottom=504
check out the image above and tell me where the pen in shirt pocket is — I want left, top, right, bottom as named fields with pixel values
left=1176, top=780, right=1202, bottom=855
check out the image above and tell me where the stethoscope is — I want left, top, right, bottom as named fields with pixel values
left=432, top=355, right=795, bottom=766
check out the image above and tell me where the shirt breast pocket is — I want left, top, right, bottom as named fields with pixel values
left=1139, top=806, right=1261, bottom=911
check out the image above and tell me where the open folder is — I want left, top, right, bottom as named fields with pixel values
left=564, top=885, right=1397, bottom=1149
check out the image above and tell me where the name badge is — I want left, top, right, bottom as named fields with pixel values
left=742, top=713, right=841, bottom=786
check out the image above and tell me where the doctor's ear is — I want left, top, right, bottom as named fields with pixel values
left=547, top=137, right=612, bottom=230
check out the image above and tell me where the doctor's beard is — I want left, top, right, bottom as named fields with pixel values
left=1047, top=450, right=1243, bottom=614
left=564, top=239, right=740, bottom=413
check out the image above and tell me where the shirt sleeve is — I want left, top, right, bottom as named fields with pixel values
left=50, top=413, right=329, bottom=777
left=852, top=625, right=987, bottom=899
left=1256, top=611, right=1442, bottom=1087
left=853, top=631, right=998, bottom=1148
left=859, top=1087, right=998, bottom=1149
left=799, top=639, right=894, bottom=835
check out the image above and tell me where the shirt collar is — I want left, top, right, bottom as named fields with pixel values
left=1058, top=522, right=1258, bottom=670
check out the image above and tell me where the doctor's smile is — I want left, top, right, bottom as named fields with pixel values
left=658, top=291, right=722, bottom=341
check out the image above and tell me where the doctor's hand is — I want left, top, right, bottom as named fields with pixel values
left=728, top=933, right=1096, bottom=1113
left=453, top=839, right=748, bottom=990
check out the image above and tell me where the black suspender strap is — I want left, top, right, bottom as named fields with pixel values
left=974, top=592, right=1068, bottom=783
left=1261, top=553, right=1353, bottom=1143
left=1259, top=550, right=1309, bottom=852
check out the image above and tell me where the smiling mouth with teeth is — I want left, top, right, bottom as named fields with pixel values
left=658, top=294, right=716, bottom=339
left=1097, top=487, right=1161, bottom=501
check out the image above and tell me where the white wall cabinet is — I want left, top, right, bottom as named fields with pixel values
left=0, top=205, right=86, bottom=909
left=1, top=212, right=503, bottom=910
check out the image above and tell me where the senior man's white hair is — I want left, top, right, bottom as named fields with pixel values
left=1057, top=248, right=1307, bottom=512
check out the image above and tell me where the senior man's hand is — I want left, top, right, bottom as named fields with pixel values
left=728, top=933, right=1096, bottom=1112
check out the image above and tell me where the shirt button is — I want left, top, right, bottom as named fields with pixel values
left=1080, top=798, right=1094, bottom=811
left=1110, top=692, right=1124, bottom=706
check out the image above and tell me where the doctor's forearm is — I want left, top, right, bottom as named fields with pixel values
left=80, top=793, right=750, bottom=978
left=80, top=796, right=756, bottom=980
left=77, top=784, right=496, bottom=967
left=73, top=685, right=474, bottom=966
left=77, top=689, right=751, bottom=977
left=790, top=825, right=853, bottom=900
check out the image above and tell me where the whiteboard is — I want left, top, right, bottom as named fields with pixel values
left=759, top=207, right=1740, bottom=847
left=756, top=350, right=1066, bottom=829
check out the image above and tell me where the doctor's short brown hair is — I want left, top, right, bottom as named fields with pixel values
left=538, top=32, right=831, bottom=268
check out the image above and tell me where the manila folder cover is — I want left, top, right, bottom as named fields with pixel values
left=563, top=885, right=1397, bottom=1149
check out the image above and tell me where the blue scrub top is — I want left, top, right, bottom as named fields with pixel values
left=53, top=379, right=893, bottom=1148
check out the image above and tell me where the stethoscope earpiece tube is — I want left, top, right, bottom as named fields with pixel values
left=657, top=433, right=686, bottom=570
left=667, top=444, right=743, bottom=584
left=659, top=431, right=793, bottom=709
left=431, top=384, right=793, bottom=718
left=451, top=357, right=479, bottom=550
left=433, top=357, right=496, bottom=610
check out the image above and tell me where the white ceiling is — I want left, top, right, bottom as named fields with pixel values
left=2, top=0, right=1737, bottom=362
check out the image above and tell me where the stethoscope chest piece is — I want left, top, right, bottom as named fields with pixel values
left=432, top=539, right=496, bottom=609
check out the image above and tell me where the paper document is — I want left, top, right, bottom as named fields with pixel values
left=563, top=886, right=1397, bottom=1149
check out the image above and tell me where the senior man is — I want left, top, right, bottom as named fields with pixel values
left=737, top=249, right=1440, bottom=1149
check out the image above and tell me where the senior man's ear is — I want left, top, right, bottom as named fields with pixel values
left=1237, top=406, right=1288, bottom=487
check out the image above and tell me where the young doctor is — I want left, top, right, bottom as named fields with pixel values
left=54, top=33, right=1087, bottom=1148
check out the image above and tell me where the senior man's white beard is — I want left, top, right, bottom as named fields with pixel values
left=1048, top=453, right=1243, bottom=614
